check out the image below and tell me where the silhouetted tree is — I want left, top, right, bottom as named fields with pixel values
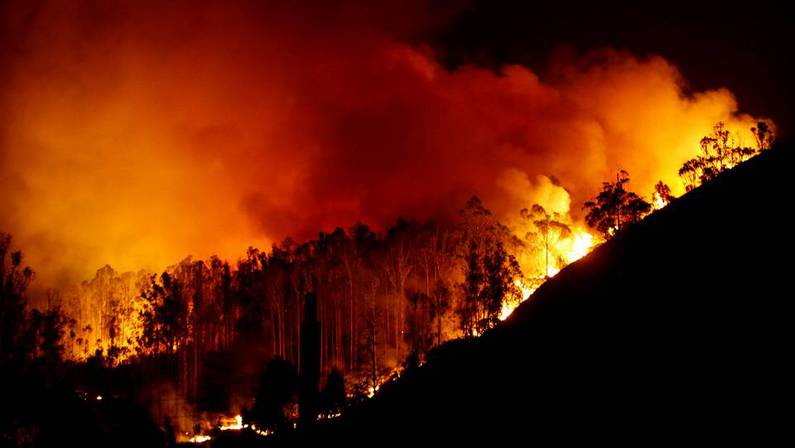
left=430, top=281, right=452, bottom=345
left=319, top=369, right=346, bottom=415
left=457, top=197, right=523, bottom=335
left=653, top=181, right=675, bottom=208
left=249, top=357, right=298, bottom=430
left=38, top=304, right=69, bottom=368
left=163, top=417, right=176, bottom=448
left=584, top=170, right=652, bottom=239
left=0, top=234, right=35, bottom=364
left=679, top=122, right=769, bottom=191
left=751, top=120, right=774, bottom=151
left=405, top=291, right=434, bottom=357
left=521, top=204, right=571, bottom=278
left=480, top=240, right=521, bottom=331
left=459, top=241, right=483, bottom=337
left=138, top=272, right=188, bottom=355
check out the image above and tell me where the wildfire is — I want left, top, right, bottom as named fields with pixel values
left=652, top=193, right=667, bottom=210
left=369, top=367, right=404, bottom=398
left=499, top=279, right=535, bottom=321
left=218, top=414, right=244, bottom=431
left=317, top=411, right=343, bottom=421
left=188, top=434, right=212, bottom=444
left=566, top=229, right=595, bottom=263
left=366, top=385, right=380, bottom=398
left=186, top=414, right=275, bottom=444
left=499, top=227, right=597, bottom=321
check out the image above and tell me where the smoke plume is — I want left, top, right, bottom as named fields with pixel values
left=0, top=0, right=765, bottom=289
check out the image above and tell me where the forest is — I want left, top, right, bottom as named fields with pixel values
left=0, top=121, right=774, bottom=443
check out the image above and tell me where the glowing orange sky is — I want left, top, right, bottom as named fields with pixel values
left=0, top=0, right=766, bottom=289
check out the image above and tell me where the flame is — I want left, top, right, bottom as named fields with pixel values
left=251, top=425, right=273, bottom=437
left=565, top=229, right=595, bottom=263
left=189, top=434, right=212, bottom=444
left=498, top=279, right=535, bottom=321
left=367, top=385, right=380, bottom=398
left=652, top=192, right=668, bottom=210
left=361, top=366, right=405, bottom=398
left=499, top=227, right=597, bottom=321
left=317, top=411, right=343, bottom=421
left=186, top=413, right=274, bottom=444
left=219, top=414, right=244, bottom=431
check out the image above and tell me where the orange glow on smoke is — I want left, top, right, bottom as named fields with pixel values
left=0, top=0, right=768, bottom=294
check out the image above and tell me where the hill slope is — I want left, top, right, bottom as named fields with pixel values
left=302, top=146, right=794, bottom=445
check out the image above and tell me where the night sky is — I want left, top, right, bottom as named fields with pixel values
left=432, top=0, right=794, bottom=137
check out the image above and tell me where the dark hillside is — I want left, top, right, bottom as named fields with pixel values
left=299, top=145, right=794, bottom=445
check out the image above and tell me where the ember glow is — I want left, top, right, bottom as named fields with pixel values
left=186, top=414, right=273, bottom=444
left=188, top=434, right=211, bottom=444
left=218, top=415, right=244, bottom=432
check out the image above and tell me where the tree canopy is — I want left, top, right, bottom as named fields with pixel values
left=584, top=171, right=652, bottom=239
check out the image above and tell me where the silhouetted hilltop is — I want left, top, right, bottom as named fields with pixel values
left=299, top=145, right=794, bottom=445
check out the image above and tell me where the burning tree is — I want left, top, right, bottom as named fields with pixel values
left=679, top=121, right=774, bottom=191
left=584, top=171, right=652, bottom=239
left=520, top=204, right=572, bottom=278
left=652, top=181, right=675, bottom=209
left=457, top=197, right=522, bottom=336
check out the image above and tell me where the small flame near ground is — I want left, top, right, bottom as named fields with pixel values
left=187, top=414, right=274, bottom=444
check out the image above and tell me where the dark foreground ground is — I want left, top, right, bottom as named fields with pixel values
left=282, top=145, right=793, bottom=445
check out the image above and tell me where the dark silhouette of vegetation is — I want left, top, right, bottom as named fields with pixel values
left=679, top=121, right=774, bottom=191
left=405, top=291, right=435, bottom=358
left=1, top=233, right=34, bottom=364
left=521, top=204, right=571, bottom=278
left=248, top=357, right=298, bottom=430
left=584, top=171, right=652, bottom=239
left=2, top=234, right=164, bottom=447
left=299, top=143, right=793, bottom=447
left=1, top=118, right=781, bottom=444
left=457, top=197, right=522, bottom=336
left=319, top=368, right=347, bottom=415
left=1, top=233, right=72, bottom=370
left=653, top=180, right=675, bottom=207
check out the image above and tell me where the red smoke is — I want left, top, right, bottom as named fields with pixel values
left=0, top=0, right=765, bottom=289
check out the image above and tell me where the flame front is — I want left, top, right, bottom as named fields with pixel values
left=499, top=227, right=597, bottom=321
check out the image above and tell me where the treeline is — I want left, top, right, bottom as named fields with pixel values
left=585, top=120, right=775, bottom=239
left=1, top=234, right=72, bottom=374
left=679, top=121, right=774, bottom=191
left=48, top=195, right=533, bottom=416
left=2, top=119, right=775, bottom=434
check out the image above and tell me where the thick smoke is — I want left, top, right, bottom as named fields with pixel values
left=0, top=0, right=764, bottom=290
